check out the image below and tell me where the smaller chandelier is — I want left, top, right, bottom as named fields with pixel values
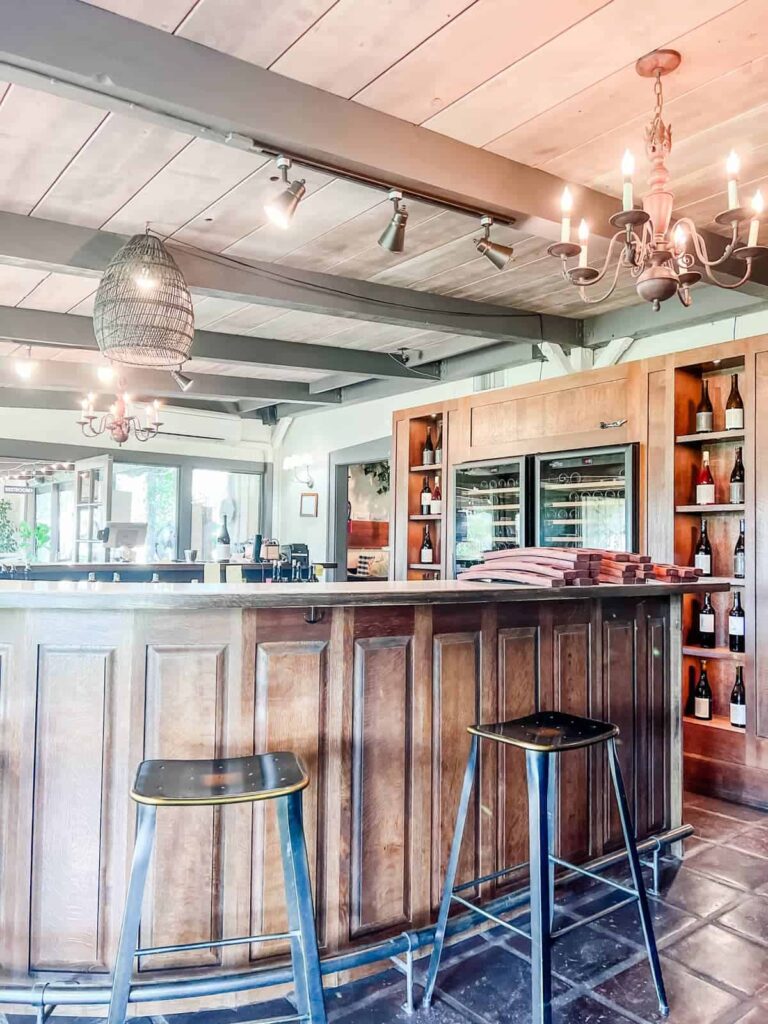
left=548, top=48, right=768, bottom=311
left=93, top=230, right=194, bottom=368
left=77, top=388, right=162, bottom=445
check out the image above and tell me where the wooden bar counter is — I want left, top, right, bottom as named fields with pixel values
left=0, top=579, right=717, bottom=1004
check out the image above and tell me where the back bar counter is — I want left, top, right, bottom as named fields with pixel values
left=0, top=578, right=717, bottom=1011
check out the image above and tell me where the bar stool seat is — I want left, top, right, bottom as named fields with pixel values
left=469, top=711, right=618, bottom=751
left=424, top=712, right=668, bottom=1024
left=132, top=752, right=308, bottom=805
left=108, top=752, right=326, bottom=1024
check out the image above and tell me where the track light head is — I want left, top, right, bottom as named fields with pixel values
left=474, top=215, right=514, bottom=270
left=378, top=189, right=408, bottom=252
left=264, top=155, right=307, bottom=229
left=171, top=368, right=193, bottom=392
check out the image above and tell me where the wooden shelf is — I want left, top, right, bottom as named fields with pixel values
left=409, top=563, right=441, bottom=571
left=409, top=514, right=441, bottom=521
left=676, top=429, right=745, bottom=445
left=683, top=714, right=745, bottom=734
left=682, top=645, right=746, bottom=661
left=410, top=463, right=442, bottom=473
left=541, top=479, right=625, bottom=491
left=675, top=504, right=745, bottom=514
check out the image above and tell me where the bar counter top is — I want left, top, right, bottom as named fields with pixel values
left=0, top=577, right=725, bottom=609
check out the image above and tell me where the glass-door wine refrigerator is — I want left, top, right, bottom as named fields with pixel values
left=453, top=458, right=527, bottom=573
left=534, top=444, right=638, bottom=551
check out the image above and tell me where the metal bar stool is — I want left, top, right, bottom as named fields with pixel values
left=423, top=712, right=668, bottom=1024
left=107, top=752, right=327, bottom=1024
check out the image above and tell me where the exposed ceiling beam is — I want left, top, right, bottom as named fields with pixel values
left=0, top=305, right=438, bottom=381
left=0, top=359, right=341, bottom=405
left=0, top=211, right=576, bottom=346
left=0, top=387, right=233, bottom=415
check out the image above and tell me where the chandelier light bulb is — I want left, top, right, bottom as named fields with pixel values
left=748, top=189, right=764, bottom=247
left=726, top=150, right=741, bottom=209
left=560, top=187, right=573, bottom=243
left=134, top=264, right=157, bottom=291
left=621, top=150, right=635, bottom=211
left=673, top=225, right=687, bottom=251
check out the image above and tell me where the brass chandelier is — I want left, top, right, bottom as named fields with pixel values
left=548, top=49, right=767, bottom=311
left=78, top=388, right=162, bottom=446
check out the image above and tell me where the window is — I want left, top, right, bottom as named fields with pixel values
left=191, top=469, right=262, bottom=560
left=57, top=483, right=74, bottom=561
left=112, top=464, right=179, bottom=562
left=33, top=489, right=52, bottom=562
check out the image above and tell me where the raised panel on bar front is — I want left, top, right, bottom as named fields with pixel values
left=496, top=627, right=538, bottom=887
left=140, top=645, right=227, bottom=970
left=551, top=616, right=592, bottom=861
left=251, top=639, right=328, bottom=955
left=642, top=611, right=669, bottom=836
left=30, top=646, right=115, bottom=971
left=432, top=631, right=480, bottom=908
left=602, top=610, right=637, bottom=849
left=350, top=636, right=412, bottom=938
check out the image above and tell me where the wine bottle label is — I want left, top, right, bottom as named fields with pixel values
left=734, top=552, right=746, bottom=577
left=728, top=615, right=745, bottom=636
left=730, top=702, right=746, bottom=727
left=696, top=484, right=715, bottom=504
left=725, top=408, right=744, bottom=430
left=430, top=499, right=442, bottom=514
left=694, top=552, right=711, bottom=574
left=730, top=482, right=745, bottom=503
left=694, top=697, right=711, bottom=718
left=699, top=613, right=715, bottom=633
left=696, top=411, right=713, bottom=432
left=421, top=548, right=434, bottom=563
left=423, top=452, right=434, bottom=465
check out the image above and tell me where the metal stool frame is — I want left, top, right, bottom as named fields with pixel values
left=423, top=733, right=669, bottom=1024
left=107, top=785, right=326, bottom=1024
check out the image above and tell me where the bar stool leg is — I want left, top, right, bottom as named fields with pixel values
left=107, top=803, right=157, bottom=1024
left=546, top=752, right=557, bottom=929
left=277, top=790, right=327, bottom=1024
left=422, top=734, right=479, bottom=1010
left=526, top=750, right=553, bottom=1024
left=607, top=738, right=669, bottom=1017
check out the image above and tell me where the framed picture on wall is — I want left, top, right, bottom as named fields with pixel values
left=300, top=492, right=319, bottom=517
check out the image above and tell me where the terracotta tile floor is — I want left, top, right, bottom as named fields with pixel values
left=24, top=792, right=767, bottom=1024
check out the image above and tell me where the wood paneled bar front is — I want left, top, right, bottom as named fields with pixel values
left=0, top=579, right=706, bottom=1012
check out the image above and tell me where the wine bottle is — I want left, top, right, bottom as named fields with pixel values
left=734, top=518, right=746, bottom=579
left=430, top=476, right=442, bottom=515
left=729, top=446, right=745, bottom=504
left=725, top=373, right=744, bottom=431
left=214, top=514, right=231, bottom=562
left=698, top=592, right=716, bottom=649
left=694, top=517, right=712, bottom=577
left=694, top=661, right=713, bottom=720
left=435, top=423, right=443, bottom=464
left=422, top=427, right=434, bottom=466
left=696, top=450, right=715, bottom=505
left=730, top=666, right=746, bottom=728
left=728, top=590, right=745, bottom=653
left=420, top=525, right=434, bottom=564
left=420, top=476, right=431, bottom=515
left=695, top=379, right=714, bottom=432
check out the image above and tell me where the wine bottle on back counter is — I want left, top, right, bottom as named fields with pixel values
left=730, top=667, right=746, bottom=728
left=422, top=426, right=434, bottom=466
left=434, top=423, right=443, bottom=464
left=420, top=525, right=434, bottom=564
left=214, top=515, right=231, bottom=562
left=694, top=661, right=713, bottom=720
left=420, top=476, right=431, bottom=515
left=698, top=593, right=716, bottom=648
left=694, top=517, right=712, bottom=576
left=430, top=476, right=442, bottom=515
left=695, top=379, right=714, bottom=432
left=734, top=518, right=746, bottom=578
left=730, top=446, right=745, bottom=503
left=696, top=450, right=715, bottom=505
left=725, top=373, right=744, bottom=430
left=728, top=591, right=745, bottom=653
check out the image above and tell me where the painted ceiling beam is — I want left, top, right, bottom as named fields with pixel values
left=0, top=387, right=233, bottom=415
left=0, top=358, right=341, bottom=405
left=0, top=305, right=437, bottom=381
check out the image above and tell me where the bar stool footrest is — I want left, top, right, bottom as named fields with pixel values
left=137, top=931, right=297, bottom=958
left=450, top=893, right=531, bottom=941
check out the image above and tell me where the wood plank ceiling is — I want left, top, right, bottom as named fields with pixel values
left=1, top=0, right=767, bottom=387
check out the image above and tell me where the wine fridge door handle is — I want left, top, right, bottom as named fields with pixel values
left=600, top=418, right=628, bottom=429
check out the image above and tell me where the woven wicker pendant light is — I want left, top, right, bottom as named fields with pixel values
left=93, top=232, right=194, bottom=368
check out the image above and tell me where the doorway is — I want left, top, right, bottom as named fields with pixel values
left=328, top=438, right=391, bottom=582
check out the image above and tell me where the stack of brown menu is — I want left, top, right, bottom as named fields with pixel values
left=457, top=547, right=702, bottom=588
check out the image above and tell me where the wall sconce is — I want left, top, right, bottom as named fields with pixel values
left=283, top=453, right=315, bottom=489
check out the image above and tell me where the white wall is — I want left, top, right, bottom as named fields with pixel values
left=274, top=305, right=768, bottom=560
